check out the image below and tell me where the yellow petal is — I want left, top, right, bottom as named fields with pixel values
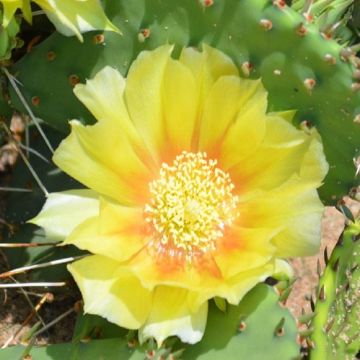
left=221, top=262, right=275, bottom=305
left=180, top=44, right=238, bottom=107
left=1, top=0, right=23, bottom=27
left=299, top=129, right=329, bottom=183
left=74, top=67, right=130, bottom=128
left=34, top=0, right=120, bottom=42
left=125, top=45, right=173, bottom=159
left=139, top=286, right=208, bottom=345
left=65, top=200, right=146, bottom=262
left=53, top=119, right=151, bottom=206
left=179, top=45, right=238, bottom=147
left=272, top=197, right=324, bottom=257
left=128, top=243, right=274, bottom=311
left=73, top=66, right=154, bottom=171
left=219, top=79, right=267, bottom=169
left=268, top=109, right=297, bottom=123
left=262, top=116, right=306, bottom=148
left=187, top=261, right=276, bottom=309
left=127, top=246, right=223, bottom=292
left=21, top=0, right=32, bottom=23
left=29, top=189, right=99, bottom=240
left=228, top=117, right=328, bottom=192
left=199, top=77, right=266, bottom=155
left=97, top=197, right=144, bottom=234
left=214, top=227, right=277, bottom=278
left=162, top=58, right=197, bottom=155
left=68, top=255, right=151, bottom=329
left=240, top=178, right=324, bottom=257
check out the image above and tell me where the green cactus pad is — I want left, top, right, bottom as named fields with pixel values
left=185, top=283, right=299, bottom=360
left=7, top=0, right=360, bottom=204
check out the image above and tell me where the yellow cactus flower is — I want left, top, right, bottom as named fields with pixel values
left=0, top=0, right=119, bottom=41
left=31, top=45, right=328, bottom=345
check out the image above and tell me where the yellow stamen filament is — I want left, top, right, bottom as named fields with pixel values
left=144, top=151, right=239, bottom=254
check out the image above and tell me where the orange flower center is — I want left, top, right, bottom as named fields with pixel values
left=144, top=151, right=239, bottom=256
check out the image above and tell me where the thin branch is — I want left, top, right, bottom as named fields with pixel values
left=1, top=122, right=48, bottom=196
left=0, top=255, right=86, bottom=278
left=16, top=290, right=48, bottom=298
left=18, top=143, right=50, bottom=163
left=32, top=306, right=75, bottom=338
left=19, top=305, right=76, bottom=356
left=0, top=187, right=32, bottom=192
left=25, top=114, right=30, bottom=157
left=30, top=10, right=46, bottom=17
left=0, top=242, right=60, bottom=248
left=11, top=276, right=48, bottom=330
left=0, top=282, right=66, bottom=288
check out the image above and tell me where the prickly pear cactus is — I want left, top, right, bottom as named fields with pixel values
left=6, top=0, right=360, bottom=203
left=307, top=212, right=360, bottom=360
left=1, top=1, right=360, bottom=358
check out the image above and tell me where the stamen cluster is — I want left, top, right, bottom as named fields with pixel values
left=144, top=151, right=239, bottom=254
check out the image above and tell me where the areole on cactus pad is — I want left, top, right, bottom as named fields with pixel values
left=31, top=44, right=328, bottom=345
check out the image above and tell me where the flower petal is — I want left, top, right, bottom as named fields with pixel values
left=221, top=262, right=275, bottom=305
left=139, top=286, right=208, bottom=345
left=179, top=45, right=238, bottom=106
left=21, top=0, right=32, bottom=23
left=214, top=227, right=277, bottom=278
left=35, top=0, right=120, bottom=41
left=272, top=200, right=324, bottom=257
left=1, top=0, right=23, bottom=26
left=262, top=115, right=306, bottom=148
left=127, top=246, right=223, bottom=292
left=240, top=178, right=324, bottom=257
left=299, top=129, right=329, bottom=184
left=68, top=255, right=151, bottom=329
left=187, top=261, right=276, bottom=309
left=228, top=117, right=328, bottom=192
left=161, top=58, right=197, bottom=156
left=74, top=67, right=131, bottom=129
left=218, top=80, right=267, bottom=168
left=53, top=119, right=151, bottom=206
left=29, top=189, right=99, bottom=240
left=179, top=45, right=238, bottom=147
left=65, top=200, right=146, bottom=262
left=199, top=77, right=266, bottom=156
left=127, top=243, right=274, bottom=309
left=74, top=66, right=156, bottom=171
left=125, top=45, right=173, bottom=159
